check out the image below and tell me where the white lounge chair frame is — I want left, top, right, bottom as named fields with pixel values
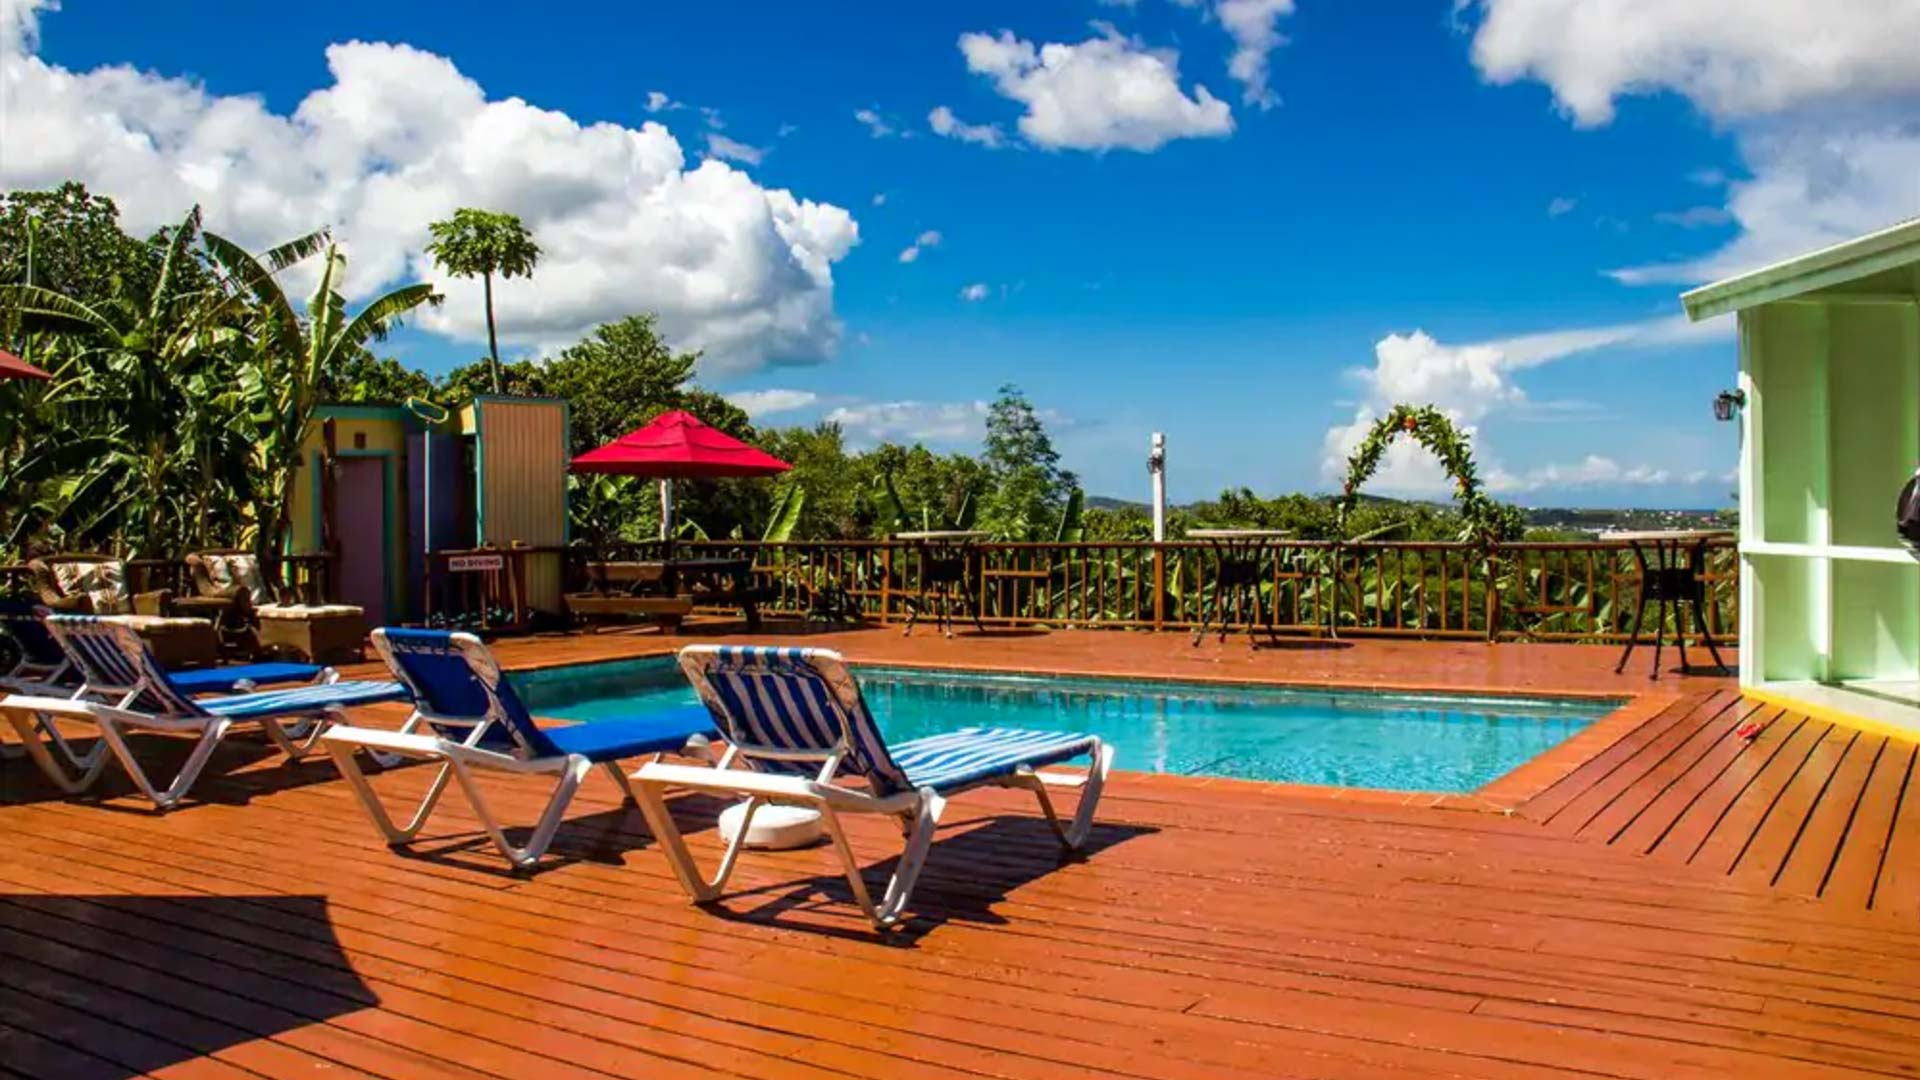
left=322, top=630, right=714, bottom=871
left=633, top=646, right=1113, bottom=928
left=2, top=618, right=378, bottom=810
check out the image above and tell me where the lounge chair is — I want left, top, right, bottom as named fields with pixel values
left=0, top=602, right=338, bottom=773
left=0, top=616, right=406, bottom=809
left=320, top=629, right=719, bottom=870
left=632, top=646, right=1114, bottom=927
left=1, top=603, right=335, bottom=696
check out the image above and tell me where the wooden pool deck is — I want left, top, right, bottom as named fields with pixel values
left=4, top=628, right=1919, bottom=1078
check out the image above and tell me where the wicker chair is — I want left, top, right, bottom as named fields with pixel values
left=180, top=549, right=282, bottom=655
left=27, top=555, right=171, bottom=616
left=27, top=555, right=219, bottom=667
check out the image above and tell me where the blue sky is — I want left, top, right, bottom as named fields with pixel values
left=10, top=1, right=1917, bottom=507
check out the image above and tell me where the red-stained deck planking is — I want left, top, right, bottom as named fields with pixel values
left=4, top=626, right=1919, bottom=1079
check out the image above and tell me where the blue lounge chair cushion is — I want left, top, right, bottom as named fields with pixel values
left=199, top=680, right=408, bottom=720
left=539, top=705, right=717, bottom=762
left=169, top=662, right=326, bottom=695
left=890, top=727, right=1101, bottom=794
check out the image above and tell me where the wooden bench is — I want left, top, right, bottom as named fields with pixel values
left=564, top=593, right=695, bottom=632
left=567, top=562, right=693, bottom=632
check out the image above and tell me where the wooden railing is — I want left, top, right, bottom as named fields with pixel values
left=670, top=537, right=1739, bottom=644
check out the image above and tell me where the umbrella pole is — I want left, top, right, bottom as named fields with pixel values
left=659, top=478, right=674, bottom=554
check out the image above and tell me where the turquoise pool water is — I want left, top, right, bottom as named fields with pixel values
left=513, top=660, right=1618, bottom=793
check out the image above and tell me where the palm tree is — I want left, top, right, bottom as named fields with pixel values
left=202, top=231, right=442, bottom=557
left=424, top=209, right=539, bottom=393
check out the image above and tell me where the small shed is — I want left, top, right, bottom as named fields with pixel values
left=287, top=396, right=572, bottom=624
left=1682, top=218, right=1920, bottom=733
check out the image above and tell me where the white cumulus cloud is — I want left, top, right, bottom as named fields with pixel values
left=955, top=25, right=1234, bottom=152
left=853, top=108, right=900, bottom=138
left=958, top=282, right=991, bottom=302
left=1466, top=0, right=1920, bottom=127
left=1320, top=320, right=1712, bottom=496
left=826, top=400, right=990, bottom=446
left=897, top=229, right=942, bottom=264
left=1485, top=456, right=1673, bottom=494
left=1463, top=0, right=1920, bottom=288
left=928, top=105, right=1008, bottom=148
left=0, top=3, right=859, bottom=375
left=704, top=133, right=766, bottom=166
left=727, top=388, right=819, bottom=418
left=1213, top=0, right=1294, bottom=110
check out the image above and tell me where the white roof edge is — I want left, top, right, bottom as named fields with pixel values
left=1680, top=216, right=1920, bottom=322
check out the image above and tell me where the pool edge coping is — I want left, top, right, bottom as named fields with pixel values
left=506, top=643, right=1682, bottom=815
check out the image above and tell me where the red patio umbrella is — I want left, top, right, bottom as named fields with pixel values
left=0, top=349, right=50, bottom=381
left=571, top=409, right=791, bottom=540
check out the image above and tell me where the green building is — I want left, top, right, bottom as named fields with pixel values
left=1683, top=218, right=1920, bottom=734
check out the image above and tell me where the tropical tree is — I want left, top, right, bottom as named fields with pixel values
left=202, top=231, right=442, bottom=557
left=0, top=208, right=240, bottom=554
left=980, top=384, right=1076, bottom=540
left=424, top=208, right=540, bottom=393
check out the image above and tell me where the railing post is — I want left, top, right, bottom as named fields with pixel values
left=1152, top=544, right=1166, bottom=631
left=1483, top=542, right=1500, bottom=643
left=880, top=543, right=893, bottom=627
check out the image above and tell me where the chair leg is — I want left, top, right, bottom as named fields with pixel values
left=92, top=716, right=233, bottom=812
left=1004, top=741, right=1114, bottom=850
left=633, top=780, right=759, bottom=902
left=1615, top=590, right=1650, bottom=674
left=603, top=760, right=641, bottom=805
left=450, top=755, right=594, bottom=870
left=257, top=711, right=335, bottom=762
left=4, top=711, right=113, bottom=794
left=325, top=741, right=458, bottom=843
left=870, top=789, right=946, bottom=927
left=1692, top=584, right=1730, bottom=673
left=33, top=712, right=109, bottom=776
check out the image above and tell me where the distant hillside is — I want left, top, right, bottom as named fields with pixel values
left=1087, top=492, right=1733, bottom=537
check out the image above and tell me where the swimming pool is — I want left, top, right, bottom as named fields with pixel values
left=512, top=659, right=1619, bottom=794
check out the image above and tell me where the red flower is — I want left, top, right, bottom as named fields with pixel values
left=1401, top=416, right=1418, bottom=432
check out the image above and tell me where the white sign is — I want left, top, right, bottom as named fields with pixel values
left=447, top=553, right=505, bottom=573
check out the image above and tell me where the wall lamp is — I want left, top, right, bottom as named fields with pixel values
left=1713, top=389, right=1746, bottom=422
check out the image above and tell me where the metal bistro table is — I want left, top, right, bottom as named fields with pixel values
left=1612, top=529, right=1733, bottom=680
left=1187, top=529, right=1293, bottom=646
left=893, top=531, right=989, bottom=637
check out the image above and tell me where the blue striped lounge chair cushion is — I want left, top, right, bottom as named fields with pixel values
left=48, top=616, right=206, bottom=716
left=680, top=645, right=913, bottom=794
left=679, top=646, right=1097, bottom=797
left=199, top=680, right=407, bottom=721
left=888, top=728, right=1100, bottom=794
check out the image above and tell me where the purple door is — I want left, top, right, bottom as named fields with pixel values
left=336, top=457, right=389, bottom=626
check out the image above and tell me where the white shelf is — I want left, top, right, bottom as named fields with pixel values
left=1742, top=539, right=1919, bottom=565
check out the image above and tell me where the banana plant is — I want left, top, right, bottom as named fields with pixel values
left=202, top=230, right=441, bottom=559
left=0, top=208, right=237, bottom=554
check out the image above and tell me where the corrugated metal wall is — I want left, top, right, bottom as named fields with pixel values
left=476, top=399, right=569, bottom=613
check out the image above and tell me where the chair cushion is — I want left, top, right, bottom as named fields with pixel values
left=538, top=705, right=718, bottom=763
left=258, top=604, right=364, bottom=620
left=199, top=679, right=407, bottom=720
left=54, top=561, right=131, bottom=613
left=203, top=553, right=271, bottom=604
left=169, top=662, right=325, bottom=695
left=890, top=727, right=1099, bottom=794
left=104, top=615, right=214, bottom=632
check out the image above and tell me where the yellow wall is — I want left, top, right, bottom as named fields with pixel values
left=287, top=409, right=414, bottom=613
